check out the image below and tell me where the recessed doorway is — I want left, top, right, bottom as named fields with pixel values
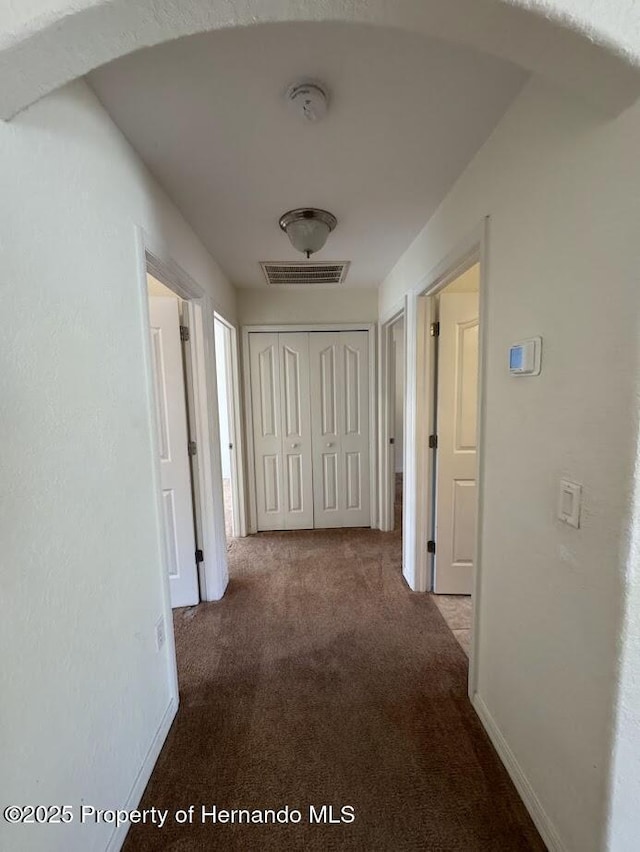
left=429, top=262, right=480, bottom=656
left=391, top=317, right=405, bottom=533
left=214, top=314, right=243, bottom=542
left=380, top=309, right=406, bottom=539
left=141, top=243, right=231, bottom=609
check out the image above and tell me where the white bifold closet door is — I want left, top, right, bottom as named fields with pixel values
left=309, top=331, right=371, bottom=528
left=250, top=330, right=370, bottom=531
left=249, top=332, right=313, bottom=530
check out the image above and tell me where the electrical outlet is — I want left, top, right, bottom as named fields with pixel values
left=155, top=616, right=166, bottom=651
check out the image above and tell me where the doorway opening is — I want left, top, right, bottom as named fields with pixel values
left=141, top=242, right=230, bottom=616
left=379, top=309, right=406, bottom=538
left=214, top=314, right=243, bottom=542
left=391, top=317, right=405, bottom=532
left=401, top=224, right=485, bottom=680
left=428, top=263, right=480, bottom=657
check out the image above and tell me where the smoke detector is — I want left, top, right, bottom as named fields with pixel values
left=286, top=81, right=329, bottom=122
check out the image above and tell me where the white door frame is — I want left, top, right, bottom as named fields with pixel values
left=214, top=313, right=247, bottom=538
left=397, top=218, right=488, bottom=698
left=242, top=323, right=377, bottom=534
left=136, top=228, right=229, bottom=610
left=378, top=304, right=405, bottom=532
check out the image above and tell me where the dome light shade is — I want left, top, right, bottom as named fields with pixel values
left=279, top=208, right=337, bottom=258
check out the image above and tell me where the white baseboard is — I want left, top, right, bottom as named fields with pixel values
left=472, top=693, right=567, bottom=852
left=106, top=696, right=178, bottom=852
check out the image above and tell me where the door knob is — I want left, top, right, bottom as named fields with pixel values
left=326, top=442, right=334, bottom=447
left=291, top=442, right=299, bottom=448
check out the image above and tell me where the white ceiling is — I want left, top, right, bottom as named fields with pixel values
left=89, top=23, right=526, bottom=289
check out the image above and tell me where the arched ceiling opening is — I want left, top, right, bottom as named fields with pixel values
left=1, top=0, right=640, bottom=119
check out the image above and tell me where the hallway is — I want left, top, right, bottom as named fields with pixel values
left=125, top=523, right=543, bottom=851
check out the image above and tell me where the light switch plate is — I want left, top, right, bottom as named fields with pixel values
left=558, top=479, right=582, bottom=528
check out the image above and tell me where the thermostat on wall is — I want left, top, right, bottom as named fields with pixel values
left=508, top=337, right=542, bottom=376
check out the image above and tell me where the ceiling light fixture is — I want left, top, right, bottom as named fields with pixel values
left=279, top=208, right=337, bottom=258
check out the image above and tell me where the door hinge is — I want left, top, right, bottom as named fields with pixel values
left=427, top=540, right=436, bottom=554
left=430, top=322, right=440, bottom=337
left=428, top=434, right=438, bottom=449
left=180, top=325, right=190, bottom=342
left=195, top=549, right=204, bottom=564
left=188, top=440, right=197, bottom=456
left=389, top=437, right=395, bottom=445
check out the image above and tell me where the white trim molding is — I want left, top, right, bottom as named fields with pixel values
left=401, top=293, right=417, bottom=585
left=378, top=307, right=405, bottom=532
left=473, top=695, right=568, bottom=852
left=214, top=312, right=247, bottom=538
left=106, top=696, right=178, bottom=852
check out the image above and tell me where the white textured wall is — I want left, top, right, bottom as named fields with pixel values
left=380, top=77, right=640, bottom=852
left=237, top=287, right=379, bottom=326
left=0, top=79, right=234, bottom=851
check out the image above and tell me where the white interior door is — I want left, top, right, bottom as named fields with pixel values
left=249, top=332, right=313, bottom=530
left=310, top=331, right=371, bottom=528
left=434, top=292, right=479, bottom=594
left=148, top=296, right=199, bottom=608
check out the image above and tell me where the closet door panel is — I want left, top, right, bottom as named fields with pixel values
left=310, top=334, right=341, bottom=528
left=279, top=333, right=314, bottom=529
left=250, top=333, right=284, bottom=530
left=339, top=331, right=371, bottom=527
left=310, top=331, right=371, bottom=528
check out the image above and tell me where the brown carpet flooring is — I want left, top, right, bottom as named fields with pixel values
left=124, top=492, right=545, bottom=851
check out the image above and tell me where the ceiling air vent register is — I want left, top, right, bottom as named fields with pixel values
left=261, top=262, right=350, bottom=287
